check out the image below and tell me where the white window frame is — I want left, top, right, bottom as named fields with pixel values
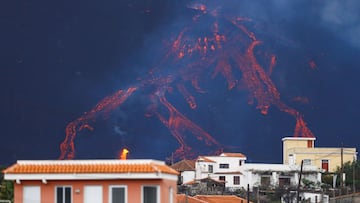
left=54, top=185, right=72, bottom=203
left=303, top=159, right=311, bottom=165
left=141, top=185, right=160, bottom=203
left=233, top=176, right=240, bottom=185
left=109, top=185, right=127, bottom=203
left=208, top=165, right=213, bottom=173
left=321, top=159, right=330, bottom=172
left=169, top=187, right=173, bottom=203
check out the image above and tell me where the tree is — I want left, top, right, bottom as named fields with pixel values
left=0, top=166, right=14, bottom=202
left=337, top=160, right=360, bottom=192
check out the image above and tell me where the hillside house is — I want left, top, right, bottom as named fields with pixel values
left=195, top=153, right=246, bottom=191
left=3, top=159, right=178, bottom=203
left=241, top=163, right=321, bottom=190
left=170, top=159, right=195, bottom=185
left=282, top=137, right=357, bottom=172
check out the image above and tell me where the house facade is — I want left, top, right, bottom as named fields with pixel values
left=282, top=137, right=358, bottom=172
left=3, top=159, right=178, bottom=203
left=241, top=164, right=321, bottom=190
left=195, top=153, right=246, bottom=191
left=183, top=152, right=321, bottom=192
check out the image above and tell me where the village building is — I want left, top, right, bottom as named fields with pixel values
left=184, top=152, right=321, bottom=192
left=194, top=153, right=246, bottom=191
left=3, top=159, right=178, bottom=203
left=282, top=137, right=358, bottom=172
left=170, top=159, right=195, bottom=185
left=241, top=163, right=321, bottom=190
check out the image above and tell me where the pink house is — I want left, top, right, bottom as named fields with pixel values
left=3, top=159, right=179, bottom=203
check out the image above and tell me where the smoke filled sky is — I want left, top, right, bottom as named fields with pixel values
left=1, top=0, right=360, bottom=165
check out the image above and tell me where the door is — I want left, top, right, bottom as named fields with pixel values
left=84, top=186, right=102, bottom=203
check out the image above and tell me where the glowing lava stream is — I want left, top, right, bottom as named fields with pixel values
left=59, top=2, right=314, bottom=160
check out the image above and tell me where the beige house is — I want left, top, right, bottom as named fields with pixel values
left=282, top=137, right=357, bottom=172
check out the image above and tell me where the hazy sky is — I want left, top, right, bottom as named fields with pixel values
left=1, top=0, right=360, bottom=165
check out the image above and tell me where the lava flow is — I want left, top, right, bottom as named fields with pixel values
left=59, top=1, right=314, bottom=160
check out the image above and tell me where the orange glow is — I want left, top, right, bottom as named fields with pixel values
left=59, top=87, right=137, bottom=160
left=292, top=96, right=310, bottom=104
left=309, top=60, right=317, bottom=69
left=120, top=148, right=129, bottom=160
left=269, top=55, right=277, bottom=75
left=59, top=2, right=315, bottom=160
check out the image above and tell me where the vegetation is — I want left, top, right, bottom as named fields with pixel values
left=322, top=161, right=360, bottom=192
left=0, top=166, right=13, bottom=202
left=338, top=160, right=360, bottom=191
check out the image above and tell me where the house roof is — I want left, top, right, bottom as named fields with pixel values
left=197, top=156, right=216, bottom=163
left=214, top=171, right=242, bottom=175
left=3, top=159, right=179, bottom=175
left=219, top=152, right=246, bottom=158
left=171, top=159, right=195, bottom=171
left=184, top=177, right=225, bottom=185
left=193, top=195, right=253, bottom=203
left=176, top=194, right=208, bottom=203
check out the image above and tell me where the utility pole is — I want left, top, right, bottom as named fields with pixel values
left=340, top=144, right=344, bottom=188
left=296, top=160, right=304, bottom=203
left=247, top=184, right=250, bottom=203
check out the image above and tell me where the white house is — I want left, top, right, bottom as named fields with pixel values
left=192, top=152, right=321, bottom=192
left=170, top=159, right=196, bottom=184
left=240, top=163, right=322, bottom=191
left=194, top=153, right=246, bottom=190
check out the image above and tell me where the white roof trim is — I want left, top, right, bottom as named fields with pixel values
left=14, top=159, right=165, bottom=165
left=282, top=137, right=316, bottom=141
left=4, top=173, right=178, bottom=182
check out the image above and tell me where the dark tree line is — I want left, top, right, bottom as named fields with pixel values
left=0, top=166, right=13, bottom=201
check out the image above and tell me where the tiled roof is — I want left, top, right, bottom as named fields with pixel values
left=176, top=194, right=208, bottom=203
left=184, top=177, right=225, bottom=185
left=194, top=195, right=253, bottom=203
left=171, top=159, right=195, bottom=171
left=214, top=171, right=242, bottom=175
left=3, top=160, right=179, bottom=175
left=220, top=153, right=246, bottom=158
left=197, top=156, right=216, bottom=163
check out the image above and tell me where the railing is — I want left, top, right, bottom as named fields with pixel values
left=0, top=200, right=11, bottom=203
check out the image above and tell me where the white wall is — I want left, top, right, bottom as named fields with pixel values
left=181, top=171, right=195, bottom=184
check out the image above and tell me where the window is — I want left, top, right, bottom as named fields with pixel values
left=288, top=154, right=295, bottom=165
left=303, top=159, right=311, bottom=165
left=307, top=140, right=313, bottom=148
left=56, top=186, right=71, bottom=203
left=322, top=160, right=329, bottom=172
left=208, top=165, right=213, bottom=173
left=219, top=163, right=229, bottom=169
left=278, top=177, right=290, bottom=187
left=142, top=186, right=159, bottom=203
left=109, top=186, right=127, bottom=203
left=233, top=176, right=240, bottom=185
left=261, top=176, right=271, bottom=186
left=239, top=160, right=242, bottom=166
left=219, top=176, right=226, bottom=182
left=177, top=175, right=183, bottom=185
